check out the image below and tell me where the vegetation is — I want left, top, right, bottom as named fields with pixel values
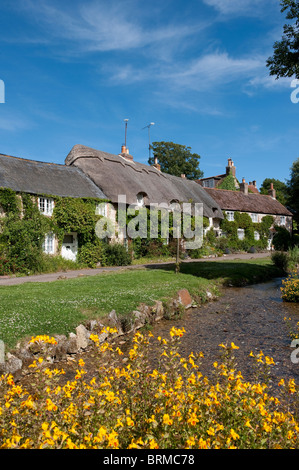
left=148, top=141, right=203, bottom=179
left=1, top=328, right=299, bottom=449
left=260, top=178, right=289, bottom=206
left=266, top=0, right=299, bottom=79
left=0, top=258, right=282, bottom=350
left=218, top=172, right=237, bottom=191
left=281, top=270, right=299, bottom=302
left=287, top=157, right=299, bottom=225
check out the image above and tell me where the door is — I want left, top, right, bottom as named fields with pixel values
left=61, top=233, right=78, bottom=261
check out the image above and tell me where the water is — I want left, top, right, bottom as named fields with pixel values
left=149, top=278, right=299, bottom=386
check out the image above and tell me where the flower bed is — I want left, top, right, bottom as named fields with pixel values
left=1, top=327, right=299, bottom=449
left=281, top=271, right=299, bottom=303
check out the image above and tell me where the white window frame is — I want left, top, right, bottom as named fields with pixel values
left=237, top=229, right=245, bottom=240
left=280, top=216, right=286, bottom=226
left=250, top=213, right=258, bottom=223
left=96, top=202, right=107, bottom=217
left=254, top=231, right=260, bottom=241
left=38, top=197, right=54, bottom=216
left=42, top=232, right=55, bottom=254
left=226, top=211, right=234, bottom=222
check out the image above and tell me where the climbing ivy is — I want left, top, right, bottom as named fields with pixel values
left=220, top=211, right=274, bottom=251
left=0, top=189, right=108, bottom=274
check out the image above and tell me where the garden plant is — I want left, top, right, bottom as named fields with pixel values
left=1, top=327, right=299, bottom=449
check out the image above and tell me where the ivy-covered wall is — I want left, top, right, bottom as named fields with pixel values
left=0, top=189, right=108, bottom=274
left=219, top=211, right=274, bottom=251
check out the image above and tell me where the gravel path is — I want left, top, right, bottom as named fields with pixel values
left=0, top=252, right=271, bottom=286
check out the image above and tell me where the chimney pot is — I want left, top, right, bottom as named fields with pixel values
left=240, top=178, right=248, bottom=195
left=268, top=183, right=276, bottom=199
left=181, top=174, right=186, bottom=179
left=226, top=159, right=236, bottom=177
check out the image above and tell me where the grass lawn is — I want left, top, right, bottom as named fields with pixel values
left=0, top=258, right=283, bottom=349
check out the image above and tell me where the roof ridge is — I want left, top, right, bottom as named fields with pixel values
left=0, top=152, right=67, bottom=167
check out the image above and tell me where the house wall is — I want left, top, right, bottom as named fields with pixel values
left=210, top=212, right=292, bottom=249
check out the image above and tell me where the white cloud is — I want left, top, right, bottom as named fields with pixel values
left=202, top=0, right=277, bottom=16
left=18, top=0, right=198, bottom=53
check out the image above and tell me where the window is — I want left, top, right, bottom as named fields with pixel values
left=136, top=193, right=144, bottom=207
left=203, top=179, right=214, bottom=188
left=254, top=231, right=260, bottom=241
left=38, top=197, right=54, bottom=216
left=280, top=216, right=286, bottom=226
left=237, top=229, right=245, bottom=240
left=42, top=233, right=55, bottom=254
left=96, top=203, right=107, bottom=217
left=251, top=213, right=258, bottom=223
left=63, top=234, right=74, bottom=244
left=226, top=211, right=234, bottom=221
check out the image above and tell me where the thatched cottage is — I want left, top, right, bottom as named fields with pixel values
left=0, top=152, right=107, bottom=261
left=0, top=145, right=224, bottom=261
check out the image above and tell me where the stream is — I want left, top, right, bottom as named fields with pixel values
left=149, top=277, right=299, bottom=387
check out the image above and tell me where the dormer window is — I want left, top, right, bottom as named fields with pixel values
left=38, top=197, right=54, bottom=216
left=137, top=193, right=145, bottom=207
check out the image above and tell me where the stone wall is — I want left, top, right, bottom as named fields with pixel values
left=0, top=288, right=216, bottom=380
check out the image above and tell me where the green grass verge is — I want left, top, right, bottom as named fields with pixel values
left=0, top=258, right=283, bottom=349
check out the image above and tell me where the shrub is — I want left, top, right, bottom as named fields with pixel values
left=104, top=243, right=132, bottom=266
left=77, top=240, right=107, bottom=268
left=281, top=271, right=299, bottom=303
left=271, top=251, right=289, bottom=272
left=288, top=246, right=299, bottom=271
left=273, top=226, right=292, bottom=251
left=1, top=329, right=299, bottom=449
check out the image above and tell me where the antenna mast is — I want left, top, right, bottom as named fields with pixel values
left=142, top=122, right=155, bottom=160
left=124, top=119, right=129, bottom=148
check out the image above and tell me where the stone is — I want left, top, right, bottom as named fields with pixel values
left=108, top=310, right=118, bottom=325
left=76, top=324, right=91, bottom=350
left=177, top=289, right=193, bottom=309
left=132, top=311, right=146, bottom=330
left=152, top=301, right=164, bottom=321
left=6, top=353, right=23, bottom=374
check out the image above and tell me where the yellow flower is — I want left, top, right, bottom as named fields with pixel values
left=163, top=414, right=173, bottom=426
left=230, top=429, right=239, bottom=440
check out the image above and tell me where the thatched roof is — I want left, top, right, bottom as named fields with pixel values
left=65, top=144, right=223, bottom=219
left=0, top=153, right=107, bottom=199
left=204, top=187, right=292, bottom=217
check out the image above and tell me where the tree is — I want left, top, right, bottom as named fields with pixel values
left=266, top=0, right=299, bottom=79
left=149, top=141, right=204, bottom=180
left=260, top=178, right=289, bottom=205
left=286, top=157, right=299, bottom=223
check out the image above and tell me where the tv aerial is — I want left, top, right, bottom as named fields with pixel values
left=142, top=122, right=155, bottom=160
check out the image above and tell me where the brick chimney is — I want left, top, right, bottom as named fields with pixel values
left=239, top=178, right=248, bottom=195
left=153, top=155, right=161, bottom=171
left=119, top=145, right=133, bottom=161
left=226, top=158, right=236, bottom=177
left=268, top=182, right=276, bottom=199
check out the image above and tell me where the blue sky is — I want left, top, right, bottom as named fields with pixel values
left=0, top=0, right=298, bottom=188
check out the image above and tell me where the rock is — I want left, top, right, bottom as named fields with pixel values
left=108, top=310, right=118, bottom=325
left=86, top=319, right=97, bottom=331
left=6, top=353, right=23, bottom=374
left=132, top=311, right=146, bottom=330
left=67, top=333, right=79, bottom=354
left=76, top=324, right=91, bottom=350
left=152, top=300, right=164, bottom=321
left=206, top=290, right=214, bottom=300
left=177, top=289, right=193, bottom=309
